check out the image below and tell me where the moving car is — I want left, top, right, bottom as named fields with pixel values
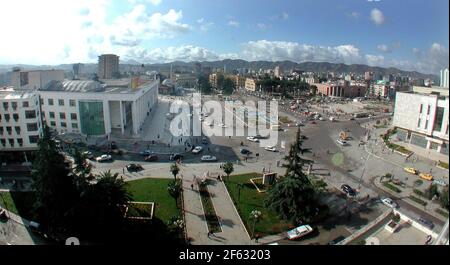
left=327, top=236, right=346, bottom=245
left=246, top=136, right=259, bottom=142
left=192, top=146, right=203, bottom=154
left=126, top=163, right=144, bottom=172
left=404, top=167, right=418, bottom=175
left=419, top=173, right=434, bottom=181
left=169, top=154, right=184, bottom=161
left=144, top=154, right=158, bottom=162
left=336, top=139, right=348, bottom=146
left=341, top=184, right=356, bottom=196
left=218, top=123, right=227, bottom=128
left=202, top=138, right=208, bottom=144
left=381, top=197, right=398, bottom=209
left=96, top=154, right=112, bottom=162
left=240, top=148, right=251, bottom=155
left=201, top=155, right=217, bottom=162
left=417, top=217, right=434, bottom=230
left=140, top=150, right=154, bottom=156
left=110, top=141, right=118, bottom=150
left=287, top=225, right=313, bottom=240
left=264, top=146, right=278, bottom=152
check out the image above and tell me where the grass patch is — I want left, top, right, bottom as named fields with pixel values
left=127, top=178, right=180, bottom=224
left=435, top=208, right=449, bottom=218
left=413, top=189, right=425, bottom=197
left=438, top=161, right=449, bottom=169
left=0, top=191, right=36, bottom=220
left=199, top=184, right=221, bottom=233
left=383, top=182, right=402, bottom=193
left=278, top=116, right=292, bottom=124
left=409, top=196, right=428, bottom=206
left=125, top=202, right=154, bottom=219
left=414, top=179, right=423, bottom=187
left=224, top=173, right=292, bottom=237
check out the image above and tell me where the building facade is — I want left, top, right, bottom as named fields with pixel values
left=245, top=78, right=257, bottom=91
left=11, top=69, right=64, bottom=90
left=98, top=54, right=120, bottom=79
left=0, top=88, right=43, bottom=151
left=440, top=68, right=449, bottom=88
left=314, top=83, right=344, bottom=97
left=393, top=91, right=449, bottom=159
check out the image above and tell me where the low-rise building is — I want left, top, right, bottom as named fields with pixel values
left=314, top=83, right=344, bottom=97
left=11, top=69, right=64, bottom=90
left=245, top=78, right=257, bottom=91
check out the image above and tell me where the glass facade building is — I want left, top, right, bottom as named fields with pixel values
left=79, top=101, right=105, bottom=136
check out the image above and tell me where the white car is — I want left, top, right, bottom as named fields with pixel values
left=318, top=117, right=324, bottom=121
left=381, top=198, right=398, bottom=209
left=201, top=155, right=217, bottom=162
left=219, top=124, right=227, bottom=128
left=96, top=154, right=112, bottom=162
left=246, top=136, right=259, bottom=142
left=192, top=146, right=203, bottom=154
left=287, top=225, right=313, bottom=240
left=337, top=139, right=348, bottom=146
left=206, top=121, right=214, bottom=126
left=433, top=179, right=448, bottom=187
left=265, top=146, right=278, bottom=152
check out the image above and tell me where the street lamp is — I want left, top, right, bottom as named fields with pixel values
left=250, top=210, right=262, bottom=239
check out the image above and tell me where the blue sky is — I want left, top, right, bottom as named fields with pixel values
left=0, top=0, right=448, bottom=74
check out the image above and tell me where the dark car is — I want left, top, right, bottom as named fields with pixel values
left=240, top=148, right=251, bottom=155
left=417, top=217, right=434, bottom=230
left=202, top=138, right=208, bottom=145
left=170, top=154, right=184, bottom=161
left=110, top=141, right=118, bottom=150
left=327, top=236, right=346, bottom=245
left=126, top=164, right=144, bottom=172
left=140, top=150, right=154, bottom=156
left=144, top=154, right=158, bottom=162
left=341, top=184, right=356, bottom=196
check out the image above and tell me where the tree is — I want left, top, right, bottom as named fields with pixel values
left=223, top=78, right=235, bottom=95
left=222, top=162, right=234, bottom=181
left=440, top=188, right=449, bottom=210
left=217, top=74, right=225, bottom=90
left=265, top=128, right=320, bottom=224
left=72, top=148, right=94, bottom=188
left=170, top=163, right=180, bottom=180
left=167, top=180, right=182, bottom=209
left=197, top=75, right=212, bottom=94
left=310, top=85, right=318, bottom=96
left=31, top=125, right=79, bottom=238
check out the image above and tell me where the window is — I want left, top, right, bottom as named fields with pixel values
left=3, top=102, right=9, bottom=110
left=59, top=112, right=66, bottom=119
left=4, top=114, right=10, bottom=122
left=0, top=139, right=5, bottom=147
left=23, top=101, right=29, bottom=108
left=433, top=107, right=445, bottom=132
left=419, top=104, right=423, bottom=113
left=13, top=113, right=19, bottom=122
left=29, top=135, right=39, bottom=144
left=417, top=118, right=421, bottom=128
left=27, top=123, right=38, bottom=132
left=11, top=102, right=17, bottom=110
left=48, top=98, right=54, bottom=105
left=425, top=120, right=429, bottom=130
left=6, top=127, right=12, bottom=135
left=15, top=126, right=21, bottom=134
left=61, top=122, right=67, bottom=128
left=71, top=113, right=77, bottom=120
left=17, top=138, right=23, bottom=146
left=72, top=123, right=78, bottom=129
left=0, top=127, right=3, bottom=135
left=50, top=121, right=56, bottom=126
left=58, top=99, right=64, bottom=106
left=427, top=105, right=431, bottom=115
left=25, top=110, right=36, bottom=119
left=8, top=139, right=14, bottom=147
left=69, top=100, right=76, bottom=107
left=49, top=112, right=55, bottom=119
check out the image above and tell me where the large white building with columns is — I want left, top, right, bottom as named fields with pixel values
left=38, top=77, right=158, bottom=137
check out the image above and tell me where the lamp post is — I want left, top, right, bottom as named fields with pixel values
left=250, top=210, right=262, bottom=239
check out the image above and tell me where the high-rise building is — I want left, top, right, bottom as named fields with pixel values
left=440, top=68, right=449, bottom=88
left=194, top=63, right=202, bottom=75
left=73, top=63, right=84, bottom=80
left=98, top=54, right=120, bottom=79
left=364, top=72, right=374, bottom=81
left=274, top=65, right=283, bottom=78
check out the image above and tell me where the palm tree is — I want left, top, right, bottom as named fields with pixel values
left=222, top=162, right=234, bottom=181
left=167, top=180, right=182, bottom=209
left=170, top=163, right=180, bottom=180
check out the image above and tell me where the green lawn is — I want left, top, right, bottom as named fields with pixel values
left=224, top=173, right=292, bottom=237
left=0, top=191, right=36, bottom=220
left=126, top=178, right=180, bottom=224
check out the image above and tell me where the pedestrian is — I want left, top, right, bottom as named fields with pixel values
left=191, top=183, right=194, bottom=190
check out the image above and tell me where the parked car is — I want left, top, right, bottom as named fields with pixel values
left=433, top=179, right=448, bottom=187
left=96, top=154, right=112, bottom=162
left=341, top=184, right=356, bottom=196
left=246, top=136, right=259, bottom=142
left=417, top=217, right=434, bottom=230
left=337, top=139, right=348, bottom=146
left=218, top=123, right=227, bottom=128
left=140, top=150, right=154, bottom=156
left=404, top=167, right=418, bottom=175
left=287, top=225, right=313, bottom=240
left=240, top=148, right=251, bottom=155
left=144, top=154, right=158, bottom=162
left=381, top=197, right=398, bottom=209
left=192, top=146, right=203, bottom=154
left=169, top=154, right=184, bottom=161
left=201, top=155, right=217, bottom=162
left=126, top=164, right=144, bottom=172
left=327, top=235, right=346, bottom=245
left=419, top=173, right=434, bottom=181
left=264, top=146, right=278, bottom=152
left=202, top=138, right=209, bottom=145
left=82, top=151, right=94, bottom=160
left=110, top=141, right=118, bottom=150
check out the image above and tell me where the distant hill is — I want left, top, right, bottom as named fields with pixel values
left=0, top=59, right=438, bottom=82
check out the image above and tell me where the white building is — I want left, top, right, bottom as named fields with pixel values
left=0, top=87, right=43, bottom=151
left=39, top=78, right=158, bottom=137
left=274, top=66, right=283, bottom=78
left=393, top=91, right=449, bottom=160
left=440, top=68, right=449, bottom=88
left=11, top=69, right=64, bottom=90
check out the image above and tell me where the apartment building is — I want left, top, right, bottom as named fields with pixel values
left=245, top=78, right=257, bottom=91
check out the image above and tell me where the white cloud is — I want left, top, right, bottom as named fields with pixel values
left=350, top=11, right=360, bottom=18
left=197, top=18, right=214, bottom=32
left=365, top=54, right=385, bottom=66
left=228, top=20, right=239, bottom=27
left=128, top=0, right=162, bottom=5
left=281, top=12, right=289, bottom=20
left=377, top=44, right=391, bottom=53
left=256, top=23, right=271, bottom=30
left=370, top=8, right=385, bottom=25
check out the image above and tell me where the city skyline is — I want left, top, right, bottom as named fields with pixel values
left=0, top=0, right=448, bottom=75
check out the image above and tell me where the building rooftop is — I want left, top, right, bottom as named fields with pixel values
left=39, top=79, right=157, bottom=94
left=0, top=87, right=36, bottom=100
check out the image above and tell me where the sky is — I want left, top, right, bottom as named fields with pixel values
left=0, top=0, right=448, bottom=74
